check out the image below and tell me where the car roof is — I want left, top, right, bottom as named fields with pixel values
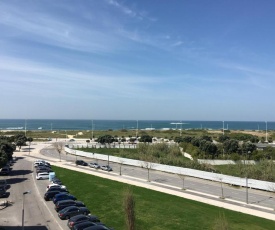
left=73, top=221, right=97, bottom=229
left=61, top=206, right=79, bottom=211
left=82, top=226, right=110, bottom=230
left=56, top=199, right=75, bottom=204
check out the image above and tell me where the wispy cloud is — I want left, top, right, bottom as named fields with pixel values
left=0, top=56, right=170, bottom=100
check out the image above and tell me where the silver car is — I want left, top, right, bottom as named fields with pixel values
left=101, top=165, right=112, bottom=171
left=88, top=162, right=100, bottom=169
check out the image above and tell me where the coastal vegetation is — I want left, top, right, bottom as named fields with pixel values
left=52, top=165, right=275, bottom=230
left=2, top=128, right=274, bottom=142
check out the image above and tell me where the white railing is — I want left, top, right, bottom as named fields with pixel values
left=65, top=147, right=275, bottom=192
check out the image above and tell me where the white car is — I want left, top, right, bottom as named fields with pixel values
left=36, top=172, right=49, bottom=180
left=34, top=160, right=50, bottom=167
left=101, top=165, right=112, bottom=171
left=46, top=183, right=66, bottom=191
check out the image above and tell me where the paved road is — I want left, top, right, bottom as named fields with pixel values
left=41, top=146, right=275, bottom=211
left=0, top=154, right=88, bottom=230
left=1, top=143, right=274, bottom=230
left=0, top=155, right=66, bottom=230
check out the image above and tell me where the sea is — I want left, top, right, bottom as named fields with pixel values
left=0, top=119, right=274, bottom=131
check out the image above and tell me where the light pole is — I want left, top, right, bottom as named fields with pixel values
left=22, top=190, right=31, bottom=230
left=265, top=121, right=268, bottom=143
left=246, top=177, right=248, bottom=204
left=136, top=120, right=138, bottom=138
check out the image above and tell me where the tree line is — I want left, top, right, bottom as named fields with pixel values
left=0, top=134, right=33, bottom=167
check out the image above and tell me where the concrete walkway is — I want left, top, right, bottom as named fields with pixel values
left=16, top=143, right=275, bottom=221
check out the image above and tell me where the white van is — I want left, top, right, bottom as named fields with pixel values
left=36, top=172, right=49, bottom=180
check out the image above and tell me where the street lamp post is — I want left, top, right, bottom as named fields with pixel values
left=248, top=177, right=250, bottom=204
left=22, top=190, right=31, bottom=230
left=265, top=121, right=268, bottom=143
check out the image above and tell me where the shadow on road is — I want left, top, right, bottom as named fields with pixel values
left=6, top=178, right=28, bottom=185
left=21, top=147, right=36, bottom=152
left=10, top=169, right=33, bottom=177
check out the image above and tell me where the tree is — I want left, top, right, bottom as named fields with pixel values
left=27, top=137, right=33, bottom=155
left=182, top=136, right=193, bottom=143
left=200, top=141, right=218, bottom=157
left=14, top=134, right=27, bottom=151
left=218, top=135, right=230, bottom=143
left=177, top=173, right=186, bottom=190
left=241, top=142, right=256, bottom=158
left=139, top=134, right=152, bottom=143
left=86, top=139, right=90, bottom=147
left=53, top=142, right=64, bottom=162
left=124, top=187, right=135, bottom=230
left=97, top=135, right=114, bottom=146
left=174, top=136, right=184, bottom=143
left=191, top=137, right=201, bottom=147
left=0, top=139, right=16, bottom=167
left=223, top=139, right=239, bottom=154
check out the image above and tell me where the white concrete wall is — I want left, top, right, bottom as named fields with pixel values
left=197, top=159, right=256, bottom=165
left=65, top=147, right=275, bottom=192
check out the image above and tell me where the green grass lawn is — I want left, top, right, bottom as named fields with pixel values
left=52, top=166, right=275, bottom=230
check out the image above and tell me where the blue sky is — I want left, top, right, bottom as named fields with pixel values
left=1, top=0, right=275, bottom=121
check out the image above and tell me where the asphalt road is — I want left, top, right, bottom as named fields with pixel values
left=41, top=147, right=275, bottom=211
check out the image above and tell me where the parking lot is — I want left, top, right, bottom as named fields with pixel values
left=0, top=156, right=69, bottom=230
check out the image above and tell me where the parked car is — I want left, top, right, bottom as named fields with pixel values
left=76, top=160, right=88, bottom=166
left=67, top=215, right=101, bottom=230
left=0, top=179, right=8, bottom=189
left=46, top=184, right=66, bottom=191
left=44, top=190, right=68, bottom=201
left=88, top=162, right=100, bottom=169
left=100, top=165, right=112, bottom=171
left=58, top=206, right=90, bottom=220
left=72, top=221, right=100, bottom=230
left=52, top=177, right=63, bottom=185
left=0, top=166, right=10, bottom=175
left=34, top=161, right=51, bottom=167
left=0, top=186, right=7, bottom=198
left=47, top=186, right=68, bottom=193
left=55, top=200, right=85, bottom=212
left=36, top=172, right=49, bottom=180
left=53, top=193, right=76, bottom=204
left=82, top=226, right=113, bottom=230
left=36, top=167, right=53, bottom=174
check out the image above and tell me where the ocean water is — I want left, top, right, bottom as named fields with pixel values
left=0, top=119, right=274, bottom=131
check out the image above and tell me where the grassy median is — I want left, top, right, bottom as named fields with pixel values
left=52, top=165, right=275, bottom=230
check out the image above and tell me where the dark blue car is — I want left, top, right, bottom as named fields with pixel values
left=53, top=193, right=76, bottom=204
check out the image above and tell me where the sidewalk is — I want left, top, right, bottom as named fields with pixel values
left=17, top=143, right=275, bottom=221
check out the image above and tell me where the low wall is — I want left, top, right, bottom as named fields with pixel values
left=65, top=147, right=275, bottom=192
left=197, top=159, right=256, bottom=165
